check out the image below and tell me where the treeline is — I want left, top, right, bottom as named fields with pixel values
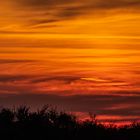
left=0, top=105, right=140, bottom=140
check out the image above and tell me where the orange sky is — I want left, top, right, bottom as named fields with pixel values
left=0, top=0, right=140, bottom=123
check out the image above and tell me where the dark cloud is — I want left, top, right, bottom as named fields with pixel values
left=102, top=106, right=140, bottom=116
left=0, top=75, right=33, bottom=82
left=31, top=76, right=80, bottom=84
left=0, top=30, right=42, bottom=34
left=0, top=0, right=140, bottom=33
left=0, top=74, right=81, bottom=94
left=55, top=7, right=82, bottom=19
left=0, top=59, right=37, bottom=64
left=14, top=0, right=140, bottom=27
left=0, top=75, right=140, bottom=121
left=0, top=74, right=80, bottom=83
left=92, top=0, right=140, bottom=9
left=0, top=73, right=140, bottom=121
left=18, top=0, right=77, bottom=8
left=0, top=93, right=140, bottom=120
left=31, top=19, right=60, bottom=25
left=15, top=0, right=84, bottom=26
left=18, top=0, right=140, bottom=9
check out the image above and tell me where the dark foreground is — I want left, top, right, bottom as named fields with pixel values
left=0, top=105, right=140, bottom=140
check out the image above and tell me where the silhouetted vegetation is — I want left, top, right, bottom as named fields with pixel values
left=0, top=105, right=139, bottom=140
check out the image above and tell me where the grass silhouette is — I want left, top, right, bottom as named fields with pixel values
left=0, top=105, right=139, bottom=140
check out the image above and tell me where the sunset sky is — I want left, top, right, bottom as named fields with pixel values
left=0, top=0, right=140, bottom=124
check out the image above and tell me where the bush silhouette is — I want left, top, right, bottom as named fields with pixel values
left=0, top=108, right=14, bottom=125
left=0, top=105, right=139, bottom=140
left=16, top=106, right=30, bottom=122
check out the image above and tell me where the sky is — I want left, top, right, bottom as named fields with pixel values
left=0, top=0, right=140, bottom=124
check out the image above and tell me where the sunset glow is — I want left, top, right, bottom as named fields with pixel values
left=0, top=0, right=140, bottom=124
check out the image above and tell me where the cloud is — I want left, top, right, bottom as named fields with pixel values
left=0, top=74, right=81, bottom=94
left=0, top=93, right=140, bottom=120
left=0, top=0, right=139, bottom=34
left=12, top=0, right=140, bottom=27
left=0, top=74, right=34, bottom=82
left=0, top=0, right=140, bottom=123
left=18, top=0, right=140, bottom=10
left=0, top=59, right=37, bottom=64
left=0, top=73, right=140, bottom=121
left=17, top=0, right=79, bottom=8
left=31, top=76, right=80, bottom=84
left=91, top=0, right=140, bottom=9
left=13, top=0, right=85, bottom=26
left=0, top=73, right=139, bottom=96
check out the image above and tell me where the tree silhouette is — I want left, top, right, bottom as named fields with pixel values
left=16, top=106, right=30, bottom=122
left=0, top=105, right=139, bottom=140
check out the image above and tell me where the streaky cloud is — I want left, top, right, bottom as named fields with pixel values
left=0, top=59, right=38, bottom=64
left=13, top=0, right=140, bottom=27
left=0, top=93, right=140, bottom=118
